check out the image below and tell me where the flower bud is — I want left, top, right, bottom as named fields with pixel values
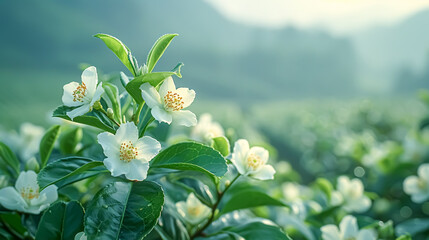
left=107, top=108, right=114, bottom=118
left=25, top=157, right=40, bottom=172
left=225, top=180, right=231, bottom=187
left=93, top=101, right=102, bottom=110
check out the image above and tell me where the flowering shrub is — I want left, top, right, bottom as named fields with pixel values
left=0, top=33, right=428, bottom=240
left=0, top=34, right=292, bottom=239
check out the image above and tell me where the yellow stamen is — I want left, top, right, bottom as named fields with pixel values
left=73, top=82, right=87, bottom=102
left=164, top=91, right=184, bottom=111
left=119, top=141, right=138, bottom=162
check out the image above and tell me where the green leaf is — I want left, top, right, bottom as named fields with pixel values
left=0, top=142, right=20, bottom=175
left=211, top=136, right=230, bottom=157
left=59, top=128, right=83, bottom=155
left=53, top=106, right=115, bottom=134
left=102, top=82, right=122, bottom=123
left=39, top=125, right=61, bottom=168
left=146, top=34, right=178, bottom=73
left=150, top=142, right=227, bottom=178
left=0, top=212, right=27, bottom=238
left=396, top=218, right=429, bottom=237
left=37, top=157, right=105, bottom=189
left=94, top=33, right=136, bottom=76
left=420, top=117, right=429, bottom=130
left=314, top=178, right=333, bottom=200
left=206, top=220, right=291, bottom=240
left=35, top=201, right=84, bottom=240
left=219, top=190, right=288, bottom=216
left=84, top=181, right=164, bottom=240
left=125, top=64, right=183, bottom=104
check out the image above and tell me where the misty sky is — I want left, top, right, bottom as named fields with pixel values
left=205, top=0, right=429, bottom=35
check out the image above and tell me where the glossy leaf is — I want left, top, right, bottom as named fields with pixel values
left=314, top=178, right=333, bottom=200
left=219, top=190, right=288, bottom=216
left=0, top=142, right=20, bottom=175
left=95, top=33, right=136, bottom=76
left=146, top=34, right=178, bottom=73
left=102, top=82, right=122, bottom=123
left=35, top=201, right=84, bottom=240
left=84, top=181, right=164, bottom=239
left=37, top=157, right=105, bottom=189
left=150, top=142, right=227, bottom=178
left=211, top=136, right=230, bottom=157
left=59, top=127, right=83, bottom=155
left=39, top=125, right=61, bottom=168
left=125, top=63, right=183, bottom=104
left=53, top=106, right=115, bottom=134
left=396, top=218, right=429, bottom=237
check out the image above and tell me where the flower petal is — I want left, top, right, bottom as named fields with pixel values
left=176, top=88, right=195, bottom=109
left=89, top=83, right=105, bottom=106
left=250, top=164, right=275, bottom=180
left=172, top=110, right=197, bottom=127
left=0, top=187, right=27, bottom=212
left=151, top=106, right=172, bottom=124
left=340, top=215, right=359, bottom=239
left=15, top=170, right=38, bottom=191
left=248, top=146, right=269, bottom=165
left=103, top=157, right=130, bottom=177
left=62, top=82, right=83, bottom=107
left=411, top=191, right=429, bottom=203
left=125, top=160, right=149, bottom=181
left=141, top=83, right=162, bottom=109
left=403, top=176, right=420, bottom=194
left=115, top=122, right=139, bottom=142
left=321, top=225, right=341, bottom=240
left=187, top=193, right=201, bottom=206
left=81, top=66, right=98, bottom=94
left=159, top=77, right=176, bottom=97
left=134, top=136, right=161, bottom=161
left=231, top=139, right=250, bottom=175
left=40, top=185, right=58, bottom=205
left=418, top=164, right=429, bottom=181
left=97, top=132, right=119, bottom=158
left=66, top=105, right=91, bottom=120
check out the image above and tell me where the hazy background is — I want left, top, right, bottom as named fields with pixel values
left=1, top=0, right=429, bottom=128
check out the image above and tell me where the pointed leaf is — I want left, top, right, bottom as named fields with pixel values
left=39, top=125, right=61, bottom=168
left=146, top=34, right=178, bottom=73
left=95, top=33, right=136, bottom=76
left=35, top=201, right=84, bottom=240
left=211, top=136, right=230, bottom=157
left=37, top=157, right=105, bottom=189
left=84, top=181, right=164, bottom=240
left=150, top=142, right=227, bottom=178
left=53, top=106, right=116, bottom=134
left=0, top=142, right=20, bottom=175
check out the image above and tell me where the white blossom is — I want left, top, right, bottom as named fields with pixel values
left=403, top=163, right=429, bottom=203
left=321, top=215, right=377, bottom=240
left=176, top=193, right=211, bottom=225
left=190, top=113, right=224, bottom=144
left=97, top=122, right=161, bottom=181
left=0, top=171, right=58, bottom=214
left=62, top=66, right=105, bottom=120
left=140, top=77, right=197, bottom=127
left=331, top=176, right=371, bottom=213
left=230, top=139, right=275, bottom=180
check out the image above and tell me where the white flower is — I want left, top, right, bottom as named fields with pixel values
left=230, top=139, right=275, bottom=180
left=176, top=193, right=211, bottom=225
left=62, top=66, right=105, bottom=120
left=321, top=215, right=377, bottom=240
left=0, top=171, right=58, bottom=214
left=190, top=113, right=224, bottom=144
left=1, top=123, right=44, bottom=161
left=331, top=176, right=371, bottom=213
left=140, top=77, right=197, bottom=127
left=97, top=122, right=161, bottom=181
left=403, top=163, right=429, bottom=203
left=362, top=143, right=391, bottom=167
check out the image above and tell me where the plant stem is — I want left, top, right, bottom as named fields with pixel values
left=134, top=102, right=145, bottom=125
left=190, top=174, right=241, bottom=239
left=99, top=108, right=120, bottom=127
